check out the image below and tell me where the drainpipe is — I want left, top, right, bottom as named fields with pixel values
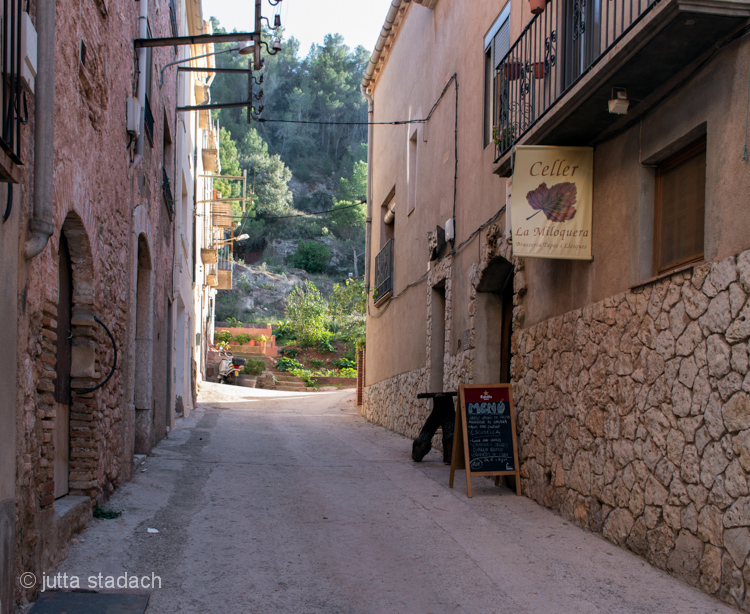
left=24, top=1, right=56, bottom=259
left=361, top=0, right=404, bottom=92
left=132, top=0, right=149, bottom=168
left=361, top=85, right=373, bottom=292
left=361, top=0, right=404, bottom=288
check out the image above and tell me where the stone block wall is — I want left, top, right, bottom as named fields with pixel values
left=513, top=251, right=750, bottom=610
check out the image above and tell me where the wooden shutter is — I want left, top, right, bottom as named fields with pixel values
left=654, top=138, right=706, bottom=274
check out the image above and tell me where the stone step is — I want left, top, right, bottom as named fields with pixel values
left=274, top=374, right=302, bottom=382
left=275, top=385, right=308, bottom=392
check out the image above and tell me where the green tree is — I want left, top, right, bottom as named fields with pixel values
left=330, top=278, right=366, bottom=348
left=215, top=128, right=244, bottom=217
left=284, top=281, right=329, bottom=346
left=287, top=239, right=331, bottom=274
left=239, top=128, right=293, bottom=218
left=329, top=159, right=367, bottom=275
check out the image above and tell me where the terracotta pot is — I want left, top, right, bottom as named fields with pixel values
left=529, top=0, right=545, bottom=13
left=503, top=62, right=522, bottom=80
left=532, top=62, right=545, bottom=79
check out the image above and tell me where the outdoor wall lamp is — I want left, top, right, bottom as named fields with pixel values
left=608, top=87, right=629, bottom=115
left=238, top=41, right=255, bottom=55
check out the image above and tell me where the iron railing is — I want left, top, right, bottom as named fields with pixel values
left=144, top=95, right=154, bottom=141
left=374, top=239, right=393, bottom=303
left=494, top=0, right=657, bottom=159
left=1, top=0, right=25, bottom=164
left=162, top=168, right=174, bottom=215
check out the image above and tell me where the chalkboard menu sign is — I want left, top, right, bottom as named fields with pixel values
left=449, top=384, right=520, bottom=498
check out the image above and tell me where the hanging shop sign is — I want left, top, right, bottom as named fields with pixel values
left=449, top=384, right=520, bottom=498
left=510, top=145, right=593, bottom=260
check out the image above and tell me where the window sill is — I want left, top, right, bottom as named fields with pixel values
left=373, top=291, right=392, bottom=308
left=0, top=148, right=22, bottom=183
left=629, top=260, right=703, bottom=291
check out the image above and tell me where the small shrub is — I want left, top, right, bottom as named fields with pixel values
left=274, top=321, right=296, bottom=344
left=233, top=333, right=251, bottom=345
left=226, top=316, right=243, bottom=328
left=318, top=337, right=335, bottom=353
left=339, top=368, right=357, bottom=378
left=308, top=358, right=325, bottom=369
left=93, top=503, right=122, bottom=519
left=287, top=240, right=331, bottom=274
left=241, top=358, right=265, bottom=376
left=332, top=358, right=356, bottom=369
left=276, top=356, right=304, bottom=372
left=280, top=347, right=299, bottom=358
left=215, top=331, right=233, bottom=345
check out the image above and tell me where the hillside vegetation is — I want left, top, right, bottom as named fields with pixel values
left=208, top=20, right=369, bottom=325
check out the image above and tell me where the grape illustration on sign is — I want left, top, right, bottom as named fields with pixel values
left=525, top=182, right=578, bottom=222
left=510, top=146, right=593, bottom=260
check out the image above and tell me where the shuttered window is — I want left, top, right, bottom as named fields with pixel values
left=654, top=137, right=706, bottom=274
left=484, top=6, right=511, bottom=148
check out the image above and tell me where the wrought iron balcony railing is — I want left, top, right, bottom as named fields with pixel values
left=374, top=239, right=393, bottom=304
left=1, top=0, right=25, bottom=165
left=162, top=168, right=174, bottom=216
left=493, top=0, right=657, bottom=159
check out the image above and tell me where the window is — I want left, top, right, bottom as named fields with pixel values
left=144, top=25, right=154, bottom=144
left=483, top=5, right=511, bottom=148
left=654, top=137, right=706, bottom=274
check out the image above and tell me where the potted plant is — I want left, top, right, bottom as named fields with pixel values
left=502, top=61, right=523, bottom=80
left=258, top=334, right=269, bottom=348
left=529, top=0, right=545, bottom=14
left=493, top=124, right=517, bottom=149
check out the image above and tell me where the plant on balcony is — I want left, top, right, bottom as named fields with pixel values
left=502, top=61, right=523, bottom=80
left=493, top=124, right=517, bottom=149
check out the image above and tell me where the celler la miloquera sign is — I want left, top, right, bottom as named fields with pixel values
left=510, top=145, right=594, bottom=260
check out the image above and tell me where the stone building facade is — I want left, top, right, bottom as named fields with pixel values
left=0, top=0, right=215, bottom=610
left=362, top=0, right=750, bottom=608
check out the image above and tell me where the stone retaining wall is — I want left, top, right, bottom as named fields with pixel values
left=364, top=224, right=750, bottom=608
left=514, top=251, right=750, bottom=610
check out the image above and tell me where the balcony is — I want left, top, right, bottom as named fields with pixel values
left=217, top=253, right=232, bottom=290
left=162, top=169, right=174, bottom=217
left=0, top=0, right=26, bottom=181
left=374, top=239, right=393, bottom=306
left=492, top=0, right=750, bottom=174
left=202, top=121, right=220, bottom=172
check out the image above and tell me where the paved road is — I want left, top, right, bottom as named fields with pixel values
left=54, top=383, right=734, bottom=613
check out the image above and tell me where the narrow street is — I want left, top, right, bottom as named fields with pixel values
left=52, top=383, right=733, bottom=614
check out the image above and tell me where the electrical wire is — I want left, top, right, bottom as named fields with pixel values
left=368, top=205, right=507, bottom=319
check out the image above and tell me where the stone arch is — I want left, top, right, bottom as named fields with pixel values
left=52, top=212, right=99, bottom=499
left=134, top=232, right=154, bottom=454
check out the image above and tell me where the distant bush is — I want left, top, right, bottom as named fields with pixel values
left=287, top=240, right=331, bottom=274
left=241, top=358, right=265, bottom=376
left=284, top=282, right=329, bottom=347
left=215, top=331, right=233, bottom=345
left=332, top=358, right=356, bottom=369
left=232, top=333, right=251, bottom=345
left=339, top=368, right=357, bottom=378
left=276, top=356, right=304, bottom=372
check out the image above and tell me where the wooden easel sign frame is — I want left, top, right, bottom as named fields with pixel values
left=449, top=383, right=521, bottom=498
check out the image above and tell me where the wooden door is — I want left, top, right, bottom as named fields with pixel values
left=54, top=235, right=72, bottom=498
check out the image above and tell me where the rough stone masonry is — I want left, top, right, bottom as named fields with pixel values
left=363, top=234, right=750, bottom=610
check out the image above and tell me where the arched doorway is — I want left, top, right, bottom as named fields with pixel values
left=475, top=255, right=514, bottom=384
left=53, top=213, right=97, bottom=499
left=134, top=234, right=154, bottom=454
left=54, top=234, right=72, bottom=498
